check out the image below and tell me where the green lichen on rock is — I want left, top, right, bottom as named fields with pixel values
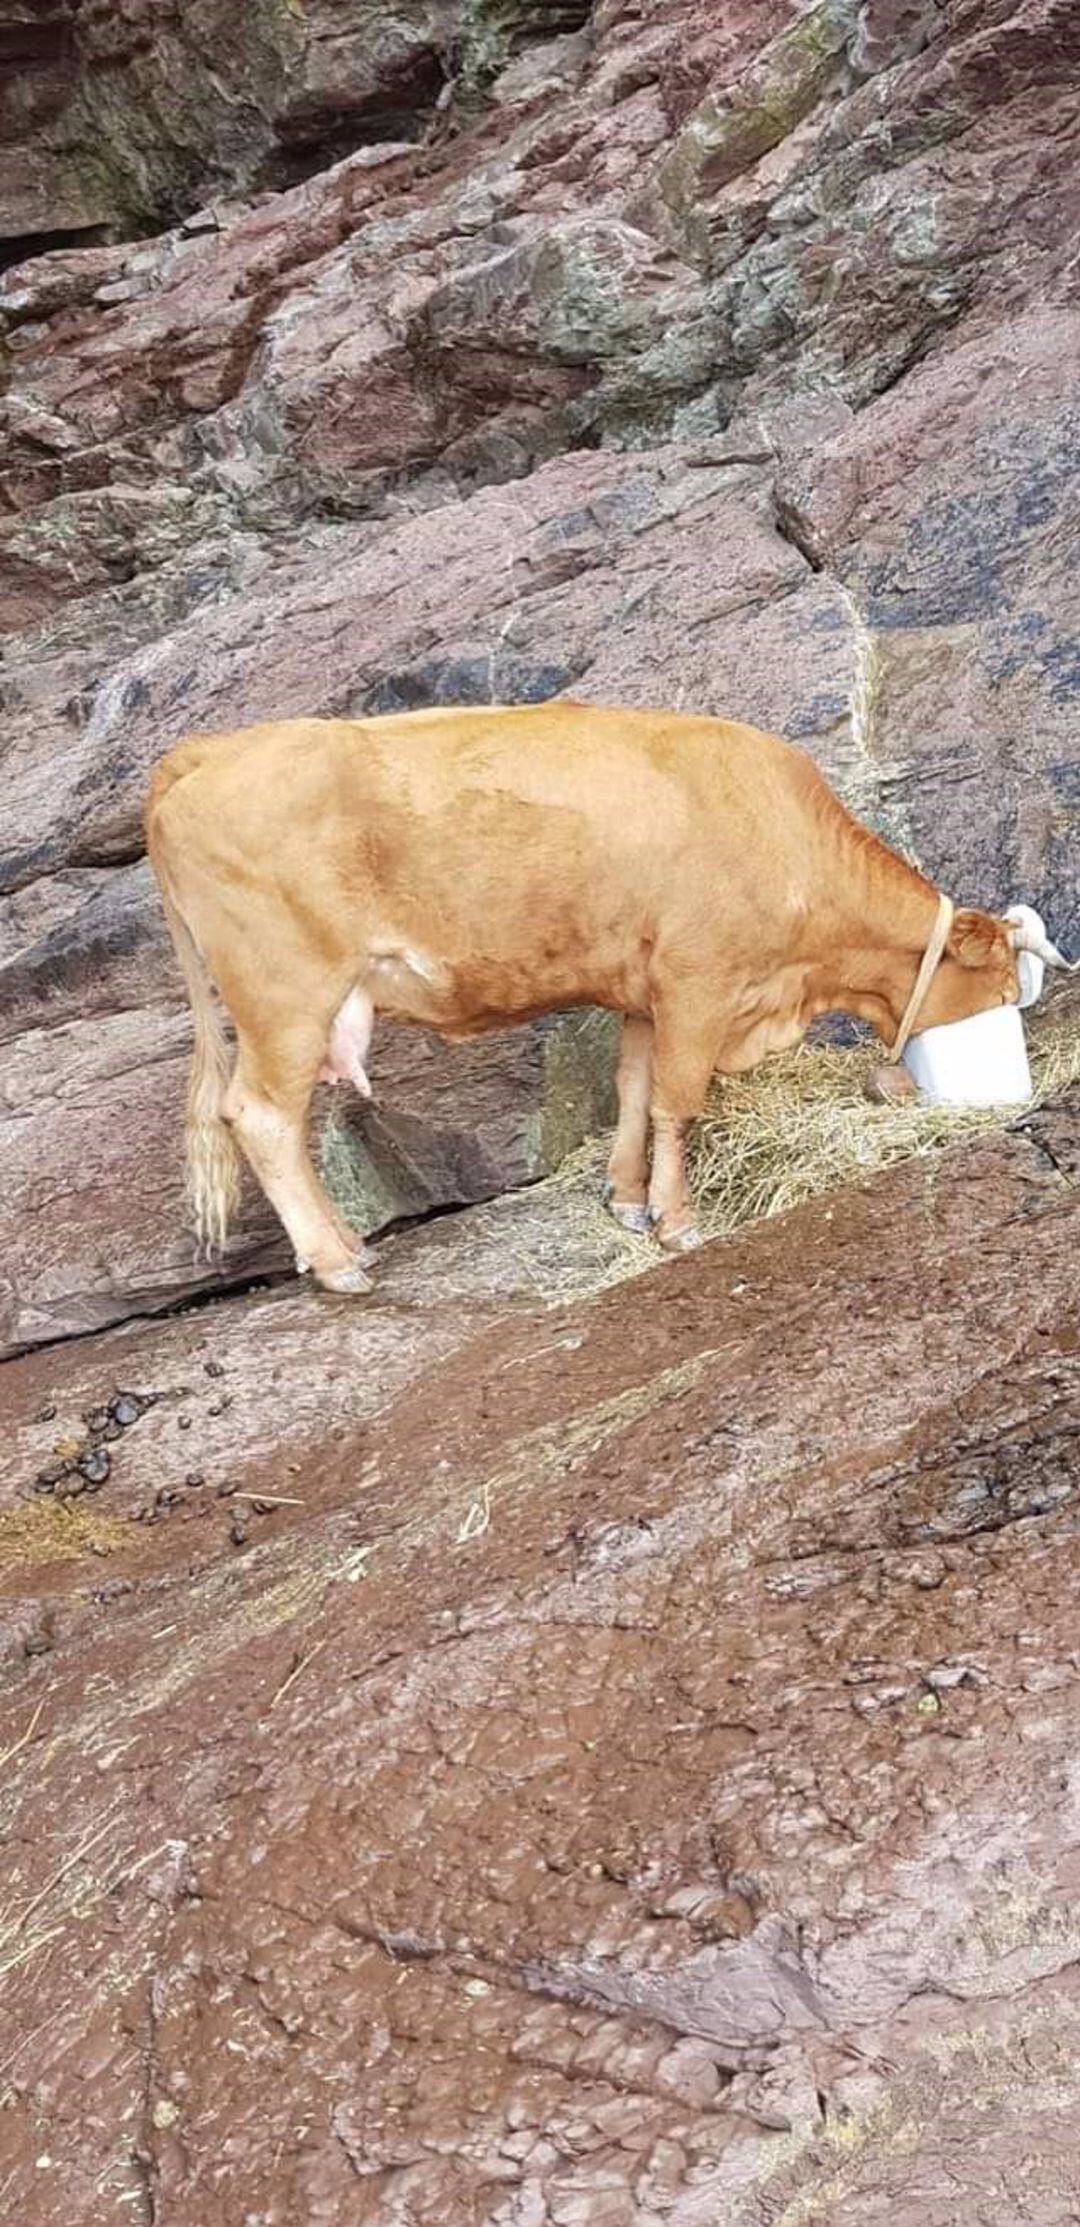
left=535, top=1008, right=618, bottom=1173
left=37, top=0, right=311, bottom=236
left=455, top=0, right=514, bottom=98
left=320, top=1109, right=416, bottom=1236
left=657, top=0, right=861, bottom=255
left=531, top=226, right=674, bottom=365
left=575, top=309, right=729, bottom=447
left=455, top=0, right=589, bottom=99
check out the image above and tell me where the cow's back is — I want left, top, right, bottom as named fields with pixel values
left=147, top=703, right=823, bottom=1018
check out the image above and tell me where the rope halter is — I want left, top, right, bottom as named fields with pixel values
left=886, top=892, right=955, bottom=1065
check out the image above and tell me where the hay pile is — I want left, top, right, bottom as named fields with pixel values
left=557, top=1002, right=1080, bottom=1247
left=690, top=1005, right=1080, bottom=1239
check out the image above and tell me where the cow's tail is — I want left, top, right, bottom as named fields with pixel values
left=148, top=830, right=241, bottom=1254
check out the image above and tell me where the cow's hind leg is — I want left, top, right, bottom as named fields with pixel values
left=604, top=1015, right=653, bottom=1234
left=224, top=1017, right=374, bottom=1294
left=646, top=1003, right=717, bottom=1253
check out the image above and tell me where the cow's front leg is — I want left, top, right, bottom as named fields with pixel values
left=604, top=1014, right=653, bottom=1234
left=646, top=1006, right=716, bottom=1252
left=648, top=1115, right=703, bottom=1251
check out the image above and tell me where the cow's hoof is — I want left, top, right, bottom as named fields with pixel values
left=604, top=1193, right=651, bottom=1235
left=317, top=1253, right=375, bottom=1296
left=655, top=1221, right=704, bottom=1255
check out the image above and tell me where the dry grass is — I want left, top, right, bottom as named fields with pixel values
left=560, top=1004, right=1080, bottom=1245
left=0, top=1808, right=128, bottom=1985
left=0, top=1498, right=130, bottom=1569
left=693, top=1007, right=1080, bottom=1239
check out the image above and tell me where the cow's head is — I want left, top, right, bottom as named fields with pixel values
left=912, top=904, right=1070, bottom=1033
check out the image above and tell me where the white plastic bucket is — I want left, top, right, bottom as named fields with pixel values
left=902, top=1001, right=1033, bottom=1107
left=1016, top=948, right=1045, bottom=1008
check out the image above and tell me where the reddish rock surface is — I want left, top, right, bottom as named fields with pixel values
left=0, top=0, right=465, bottom=245
left=2, top=1111, right=1080, bottom=2224
left=2, top=13, right=1080, bottom=2214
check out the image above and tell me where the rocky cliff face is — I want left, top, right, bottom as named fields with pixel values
left=4, top=0, right=1079, bottom=1349
left=4, top=10, right=1080, bottom=2220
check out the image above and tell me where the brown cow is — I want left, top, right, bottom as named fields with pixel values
left=145, top=702, right=1054, bottom=1292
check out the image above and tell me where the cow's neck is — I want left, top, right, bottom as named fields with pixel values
left=803, top=841, right=944, bottom=1043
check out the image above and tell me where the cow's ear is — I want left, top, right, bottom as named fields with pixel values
left=947, top=907, right=1003, bottom=969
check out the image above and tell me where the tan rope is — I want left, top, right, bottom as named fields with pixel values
left=887, top=892, right=955, bottom=1064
